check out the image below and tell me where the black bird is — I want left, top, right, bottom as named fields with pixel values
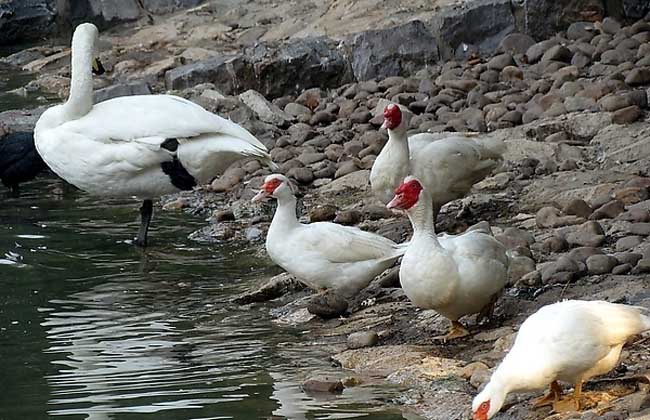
left=0, top=131, right=47, bottom=195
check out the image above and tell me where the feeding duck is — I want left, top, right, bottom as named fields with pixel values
left=252, top=174, right=406, bottom=297
left=371, top=104, right=505, bottom=220
left=472, top=300, right=650, bottom=420
left=387, top=176, right=509, bottom=340
left=33, top=23, right=276, bottom=246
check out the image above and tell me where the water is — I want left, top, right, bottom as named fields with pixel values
left=0, top=178, right=405, bottom=420
left=0, top=60, right=406, bottom=419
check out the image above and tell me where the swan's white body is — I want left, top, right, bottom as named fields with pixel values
left=390, top=177, right=508, bottom=324
left=473, top=300, right=650, bottom=419
left=34, top=23, right=274, bottom=200
left=254, top=174, right=405, bottom=297
left=370, top=105, right=505, bottom=216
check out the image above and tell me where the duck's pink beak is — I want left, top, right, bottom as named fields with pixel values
left=386, top=195, right=402, bottom=210
left=251, top=189, right=270, bottom=203
left=381, top=119, right=388, bottom=130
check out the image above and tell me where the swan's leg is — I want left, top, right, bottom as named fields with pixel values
left=134, top=199, right=153, bottom=247
left=531, top=380, right=563, bottom=408
left=553, top=381, right=582, bottom=413
left=433, top=320, right=470, bottom=342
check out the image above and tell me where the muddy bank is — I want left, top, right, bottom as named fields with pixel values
left=4, top=3, right=650, bottom=419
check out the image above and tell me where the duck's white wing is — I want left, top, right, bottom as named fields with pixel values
left=61, top=95, right=268, bottom=153
left=295, top=222, right=402, bottom=264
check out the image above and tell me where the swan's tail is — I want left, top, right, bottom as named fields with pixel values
left=0, top=132, right=47, bottom=191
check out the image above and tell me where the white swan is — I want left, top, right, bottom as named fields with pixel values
left=472, top=300, right=650, bottom=419
left=34, top=23, right=276, bottom=246
left=252, top=174, right=405, bottom=297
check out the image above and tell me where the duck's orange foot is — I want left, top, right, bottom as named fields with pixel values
left=433, top=321, right=470, bottom=342
left=553, top=396, right=580, bottom=413
left=532, top=381, right=563, bottom=409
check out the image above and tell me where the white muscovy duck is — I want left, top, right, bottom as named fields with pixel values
left=472, top=300, right=650, bottom=420
left=371, top=103, right=505, bottom=220
left=387, top=176, right=509, bottom=340
left=252, top=174, right=405, bottom=297
left=34, top=23, right=276, bottom=246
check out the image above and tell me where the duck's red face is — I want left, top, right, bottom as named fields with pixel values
left=386, top=178, right=422, bottom=210
left=472, top=400, right=490, bottom=420
left=382, top=104, right=402, bottom=130
left=252, top=177, right=284, bottom=202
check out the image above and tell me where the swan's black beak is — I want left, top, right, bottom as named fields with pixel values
left=92, top=58, right=105, bottom=75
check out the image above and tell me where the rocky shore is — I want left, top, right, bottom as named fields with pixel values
left=4, top=1, right=650, bottom=419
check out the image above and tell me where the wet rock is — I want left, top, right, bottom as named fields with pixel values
left=563, top=199, right=593, bottom=218
left=348, top=20, right=439, bottom=81
left=239, top=90, right=291, bottom=127
left=347, top=331, right=379, bottom=349
left=586, top=254, right=618, bottom=274
left=615, top=235, right=644, bottom=251
left=590, top=199, right=626, bottom=219
left=334, top=209, right=362, bottom=226
left=302, top=377, right=344, bottom=393
left=612, top=105, right=643, bottom=124
left=307, top=291, right=348, bottom=318
left=213, top=209, right=235, bottom=222
left=233, top=273, right=305, bottom=304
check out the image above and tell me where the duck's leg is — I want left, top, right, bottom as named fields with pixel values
left=531, top=380, right=563, bottom=408
left=478, top=293, right=499, bottom=324
left=553, top=381, right=582, bottom=413
left=134, top=199, right=153, bottom=247
left=433, top=320, right=470, bottom=342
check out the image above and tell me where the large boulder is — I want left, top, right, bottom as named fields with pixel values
left=0, top=0, right=57, bottom=45
left=512, top=0, right=605, bottom=39
left=429, top=0, right=515, bottom=59
left=165, top=54, right=255, bottom=94
left=141, top=0, right=203, bottom=14
left=347, top=20, right=439, bottom=81
left=59, top=0, right=141, bottom=27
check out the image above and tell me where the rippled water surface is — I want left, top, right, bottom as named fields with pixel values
left=0, top=178, right=407, bottom=420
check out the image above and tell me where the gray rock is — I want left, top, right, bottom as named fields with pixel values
left=586, top=254, right=618, bottom=274
left=93, top=82, right=151, bottom=104
left=239, top=90, right=291, bottom=127
left=287, top=167, right=314, bottom=185
left=568, top=247, right=604, bottom=263
left=307, top=291, right=348, bottom=318
left=614, top=252, right=643, bottom=266
left=625, top=68, right=650, bottom=85
left=334, top=209, right=362, bottom=226
left=541, top=255, right=580, bottom=284
left=497, top=33, right=535, bottom=55
left=615, top=235, right=644, bottom=251
left=612, top=263, right=632, bottom=275
left=508, top=255, right=536, bottom=284
left=487, top=53, right=514, bottom=71
left=541, top=45, right=572, bottom=64
left=165, top=54, right=254, bottom=94
left=566, top=221, right=606, bottom=247
left=563, top=199, right=593, bottom=218
left=284, top=102, right=312, bottom=118
left=0, top=0, right=56, bottom=45
left=591, top=199, right=626, bottom=219
left=347, top=331, right=379, bottom=349
left=302, top=377, right=344, bottom=393
left=542, top=236, right=569, bottom=253
left=612, top=105, right=642, bottom=124
left=140, top=0, right=202, bottom=14
left=348, top=20, right=439, bottom=81
left=526, top=39, right=560, bottom=63
left=632, top=258, right=650, bottom=274
left=566, top=21, right=596, bottom=41
left=309, top=205, right=337, bottom=222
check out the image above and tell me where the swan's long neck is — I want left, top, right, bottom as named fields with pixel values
left=64, top=29, right=95, bottom=120
left=270, top=193, right=300, bottom=234
left=406, top=193, right=439, bottom=246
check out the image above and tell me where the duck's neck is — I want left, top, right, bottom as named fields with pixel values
left=383, top=126, right=411, bottom=176
left=270, top=194, right=300, bottom=234
left=63, top=32, right=94, bottom=120
left=406, top=194, right=440, bottom=246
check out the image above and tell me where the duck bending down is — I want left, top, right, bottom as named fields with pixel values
left=371, top=104, right=505, bottom=220
left=387, top=176, right=509, bottom=340
left=472, top=300, right=650, bottom=420
left=34, top=23, right=276, bottom=246
left=252, top=174, right=405, bottom=297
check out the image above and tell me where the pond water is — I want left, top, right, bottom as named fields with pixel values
left=0, top=54, right=409, bottom=419
left=0, top=177, right=408, bottom=420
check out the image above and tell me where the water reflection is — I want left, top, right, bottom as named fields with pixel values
left=0, top=177, right=405, bottom=420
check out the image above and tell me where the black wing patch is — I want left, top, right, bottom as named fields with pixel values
left=160, top=156, right=196, bottom=191
left=0, top=132, right=47, bottom=189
